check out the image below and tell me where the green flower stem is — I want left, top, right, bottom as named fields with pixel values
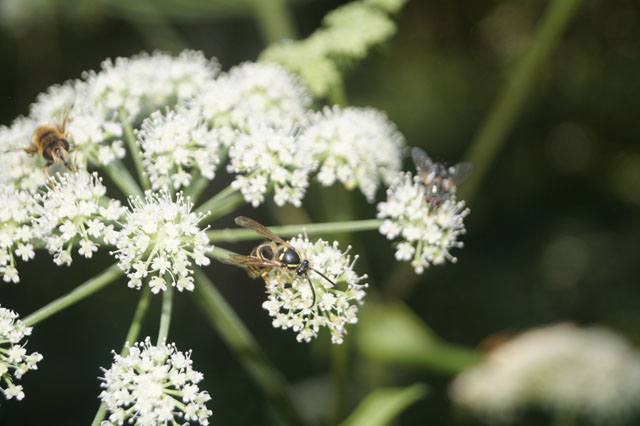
left=328, top=78, right=348, bottom=107
left=119, top=109, right=151, bottom=191
left=23, top=264, right=123, bottom=326
left=195, top=186, right=245, bottom=224
left=328, top=340, right=350, bottom=426
left=184, top=173, right=209, bottom=204
left=460, top=0, right=583, bottom=202
left=253, top=0, right=296, bottom=44
left=157, top=283, right=173, bottom=345
left=91, top=286, right=152, bottom=426
left=101, top=159, right=144, bottom=198
left=192, top=268, right=306, bottom=426
left=207, top=219, right=383, bottom=243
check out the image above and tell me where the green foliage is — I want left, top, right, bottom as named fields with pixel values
left=260, top=1, right=402, bottom=98
left=340, top=383, right=428, bottom=426
left=356, top=301, right=479, bottom=373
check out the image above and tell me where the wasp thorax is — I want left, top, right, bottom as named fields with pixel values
left=277, top=247, right=301, bottom=270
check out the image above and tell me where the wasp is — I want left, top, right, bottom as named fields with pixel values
left=22, top=107, right=76, bottom=176
left=219, top=216, right=337, bottom=308
left=411, top=146, right=471, bottom=207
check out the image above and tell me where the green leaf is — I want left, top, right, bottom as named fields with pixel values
left=356, top=301, right=479, bottom=373
left=340, top=383, right=428, bottom=426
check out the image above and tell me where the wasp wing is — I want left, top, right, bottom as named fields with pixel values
left=217, top=253, right=281, bottom=268
left=234, top=216, right=289, bottom=245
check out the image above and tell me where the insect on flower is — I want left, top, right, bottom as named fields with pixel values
left=411, top=146, right=471, bottom=207
left=219, top=216, right=337, bottom=308
left=21, top=106, right=77, bottom=177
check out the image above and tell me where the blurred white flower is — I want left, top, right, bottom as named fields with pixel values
left=99, top=338, right=212, bottom=425
left=302, top=106, right=405, bottom=202
left=0, top=185, right=39, bottom=283
left=261, top=235, right=368, bottom=344
left=450, top=323, right=640, bottom=424
left=112, top=191, right=212, bottom=293
left=36, top=172, right=123, bottom=266
left=227, top=124, right=314, bottom=207
left=195, top=61, right=311, bottom=132
left=137, top=107, right=222, bottom=190
left=377, top=172, right=468, bottom=273
left=84, top=50, right=219, bottom=123
left=0, top=305, right=43, bottom=401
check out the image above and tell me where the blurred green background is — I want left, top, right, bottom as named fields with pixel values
left=1, top=0, right=640, bottom=425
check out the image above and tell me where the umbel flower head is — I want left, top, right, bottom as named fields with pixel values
left=99, top=338, right=212, bottom=426
left=0, top=305, right=43, bottom=401
left=377, top=172, right=469, bottom=273
left=0, top=185, right=39, bottom=283
left=301, top=106, right=405, bottom=202
left=449, top=323, right=640, bottom=424
left=36, top=172, right=124, bottom=266
left=261, top=235, right=368, bottom=344
left=194, top=61, right=311, bottom=132
left=84, top=50, right=219, bottom=123
left=227, top=124, right=314, bottom=207
left=137, top=106, right=222, bottom=190
left=112, top=191, right=212, bottom=293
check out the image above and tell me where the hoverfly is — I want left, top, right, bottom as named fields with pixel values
left=219, top=216, right=336, bottom=308
left=22, top=106, right=76, bottom=177
left=411, top=146, right=471, bottom=207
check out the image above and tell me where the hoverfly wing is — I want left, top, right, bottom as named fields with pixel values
left=411, top=147, right=435, bottom=175
left=235, top=216, right=288, bottom=245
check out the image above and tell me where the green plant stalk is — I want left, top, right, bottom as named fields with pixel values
left=207, top=219, right=383, bottom=242
left=195, top=186, right=245, bottom=224
left=23, top=264, right=123, bottom=326
left=192, top=268, right=306, bottom=426
left=184, top=173, right=209, bottom=203
left=91, top=286, right=152, bottom=426
left=328, top=340, right=350, bottom=426
left=460, top=0, right=583, bottom=201
left=101, top=159, right=144, bottom=198
left=119, top=109, right=151, bottom=191
left=157, top=282, right=173, bottom=345
left=253, top=0, right=296, bottom=44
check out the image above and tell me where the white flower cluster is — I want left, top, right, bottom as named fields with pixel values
left=99, top=338, right=212, bottom=425
left=112, top=191, right=212, bottom=294
left=377, top=172, right=469, bottom=273
left=0, top=117, right=47, bottom=191
left=137, top=107, right=222, bottom=190
left=262, top=235, right=368, bottom=344
left=0, top=186, right=39, bottom=283
left=228, top=125, right=314, bottom=207
left=195, top=61, right=311, bottom=131
left=36, top=172, right=123, bottom=266
left=84, top=50, right=219, bottom=123
left=450, top=323, right=640, bottom=424
left=0, top=306, right=43, bottom=401
left=302, top=106, right=406, bottom=202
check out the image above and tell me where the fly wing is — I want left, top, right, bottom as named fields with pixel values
left=449, top=162, right=472, bottom=184
left=411, top=147, right=435, bottom=175
left=235, top=216, right=288, bottom=245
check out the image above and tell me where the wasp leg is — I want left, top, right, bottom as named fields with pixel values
left=263, top=270, right=293, bottom=301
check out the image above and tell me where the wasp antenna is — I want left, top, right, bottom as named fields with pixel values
left=310, top=267, right=337, bottom=287
left=306, top=275, right=316, bottom=309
